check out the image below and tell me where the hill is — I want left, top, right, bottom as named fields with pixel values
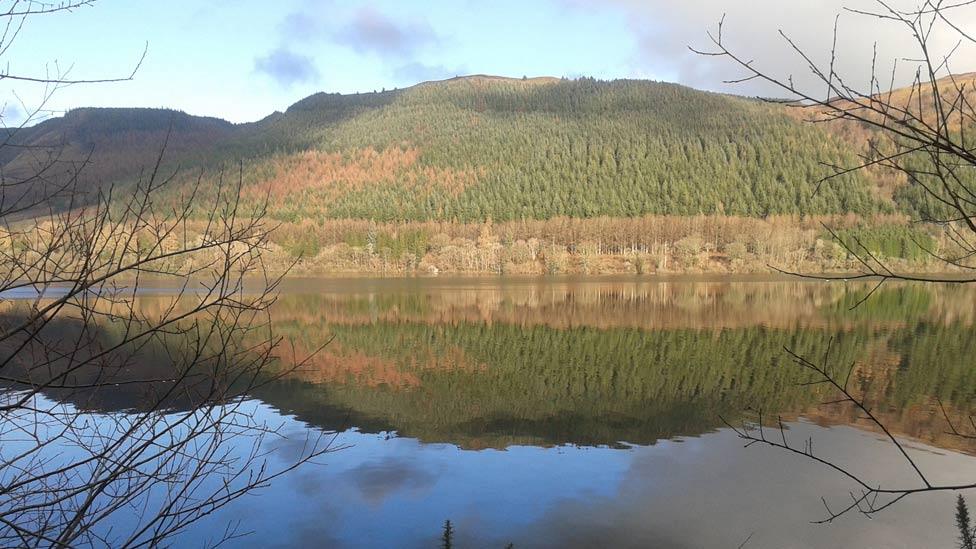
left=0, top=75, right=957, bottom=274
left=1, top=108, right=237, bottom=184
left=2, top=76, right=893, bottom=220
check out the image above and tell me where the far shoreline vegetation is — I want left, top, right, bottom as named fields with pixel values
left=271, top=213, right=953, bottom=276
left=2, top=212, right=957, bottom=277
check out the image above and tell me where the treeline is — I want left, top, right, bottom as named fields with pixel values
left=261, top=214, right=944, bottom=275
left=10, top=211, right=943, bottom=276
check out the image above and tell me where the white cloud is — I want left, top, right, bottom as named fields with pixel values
left=0, top=103, right=25, bottom=127
left=280, top=4, right=441, bottom=59
left=392, top=61, right=466, bottom=84
left=563, top=0, right=976, bottom=97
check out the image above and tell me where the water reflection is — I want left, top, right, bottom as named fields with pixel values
left=4, top=276, right=976, bottom=547
left=195, top=414, right=976, bottom=548
left=5, top=277, right=975, bottom=449
left=256, top=278, right=976, bottom=453
left=273, top=276, right=976, bottom=330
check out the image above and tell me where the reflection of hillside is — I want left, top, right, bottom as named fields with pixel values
left=800, top=401, right=976, bottom=457
left=0, top=303, right=237, bottom=412
left=265, top=313, right=976, bottom=450
left=3, top=279, right=974, bottom=452
left=271, top=279, right=976, bottom=331
left=281, top=342, right=486, bottom=388
left=795, top=339, right=976, bottom=456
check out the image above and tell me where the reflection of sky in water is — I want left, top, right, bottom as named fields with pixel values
left=204, top=402, right=635, bottom=548
left=170, top=403, right=976, bottom=548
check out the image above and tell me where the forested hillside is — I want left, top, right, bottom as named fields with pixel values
left=2, top=108, right=236, bottom=186
left=3, top=75, right=959, bottom=274
left=4, top=76, right=894, bottom=219
left=244, top=77, right=892, bottom=222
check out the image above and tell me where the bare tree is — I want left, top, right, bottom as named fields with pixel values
left=0, top=2, right=332, bottom=547
left=695, top=0, right=976, bottom=522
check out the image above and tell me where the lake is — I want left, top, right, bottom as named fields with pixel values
left=6, top=276, right=976, bottom=547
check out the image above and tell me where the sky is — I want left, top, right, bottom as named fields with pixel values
left=3, top=0, right=976, bottom=125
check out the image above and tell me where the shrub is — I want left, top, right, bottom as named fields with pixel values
left=725, top=241, right=748, bottom=261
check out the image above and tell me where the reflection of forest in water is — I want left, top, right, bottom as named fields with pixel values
left=4, top=279, right=976, bottom=452
left=257, top=279, right=976, bottom=451
left=272, top=277, right=976, bottom=330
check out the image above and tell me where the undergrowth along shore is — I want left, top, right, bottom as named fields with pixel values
left=5, top=213, right=957, bottom=277
left=271, top=214, right=953, bottom=275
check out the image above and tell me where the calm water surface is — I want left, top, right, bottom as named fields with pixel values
left=11, top=277, right=976, bottom=547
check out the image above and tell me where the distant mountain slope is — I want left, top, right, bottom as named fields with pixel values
left=812, top=72, right=976, bottom=222
left=1, top=108, right=237, bottom=184
left=0, top=76, right=904, bottom=221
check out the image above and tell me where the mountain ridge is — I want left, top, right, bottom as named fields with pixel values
left=0, top=74, right=941, bottom=223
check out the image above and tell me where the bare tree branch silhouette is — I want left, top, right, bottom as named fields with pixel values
left=0, top=2, right=335, bottom=546
left=697, top=0, right=976, bottom=522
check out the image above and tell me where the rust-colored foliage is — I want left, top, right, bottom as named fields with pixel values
left=246, top=147, right=481, bottom=209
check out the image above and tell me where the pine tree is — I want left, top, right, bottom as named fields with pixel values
left=958, top=495, right=975, bottom=549
left=441, top=519, right=454, bottom=549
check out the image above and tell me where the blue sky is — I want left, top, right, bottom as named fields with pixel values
left=4, top=0, right=976, bottom=124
